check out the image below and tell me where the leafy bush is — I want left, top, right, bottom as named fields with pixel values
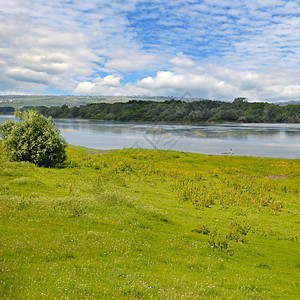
left=0, top=110, right=67, bottom=167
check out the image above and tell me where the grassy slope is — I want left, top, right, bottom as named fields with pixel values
left=0, top=143, right=299, bottom=299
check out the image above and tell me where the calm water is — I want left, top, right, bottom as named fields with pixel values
left=0, top=115, right=299, bottom=159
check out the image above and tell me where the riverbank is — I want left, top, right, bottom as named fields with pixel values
left=0, top=143, right=299, bottom=298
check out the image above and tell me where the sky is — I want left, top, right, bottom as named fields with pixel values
left=0, top=0, right=299, bottom=101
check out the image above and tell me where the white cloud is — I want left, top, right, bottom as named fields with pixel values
left=74, top=75, right=123, bottom=95
left=169, top=53, right=197, bottom=70
left=0, top=0, right=152, bottom=93
left=99, top=47, right=157, bottom=72
left=74, top=53, right=300, bottom=101
left=74, top=82, right=96, bottom=94
left=0, top=0, right=299, bottom=101
left=0, top=18, right=100, bottom=93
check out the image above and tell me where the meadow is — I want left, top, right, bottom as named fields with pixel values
left=0, top=142, right=299, bottom=299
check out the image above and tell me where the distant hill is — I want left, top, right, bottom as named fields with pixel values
left=274, top=100, right=300, bottom=106
left=0, top=95, right=176, bottom=108
left=1, top=95, right=299, bottom=109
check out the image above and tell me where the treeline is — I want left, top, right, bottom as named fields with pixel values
left=0, top=107, right=14, bottom=114
left=18, top=99, right=300, bottom=123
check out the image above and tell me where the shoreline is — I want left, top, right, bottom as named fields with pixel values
left=67, top=144, right=300, bottom=161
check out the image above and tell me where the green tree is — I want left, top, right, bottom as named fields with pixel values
left=233, top=97, right=248, bottom=103
left=0, top=110, right=67, bottom=167
left=263, top=103, right=280, bottom=121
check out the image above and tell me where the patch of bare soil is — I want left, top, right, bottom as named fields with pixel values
left=264, top=175, right=287, bottom=179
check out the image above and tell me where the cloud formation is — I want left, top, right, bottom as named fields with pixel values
left=0, top=0, right=299, bottom=101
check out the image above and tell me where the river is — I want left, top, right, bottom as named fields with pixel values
left=0, top=115, right=299, bottom=159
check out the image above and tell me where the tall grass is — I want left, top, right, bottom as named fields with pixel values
left=0, top=143, right=299, bottom=299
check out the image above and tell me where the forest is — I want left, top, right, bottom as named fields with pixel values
left=2, top=98, right=300, bottom=123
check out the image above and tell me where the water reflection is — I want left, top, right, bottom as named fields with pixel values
left=54, top=120, right=300, bottom=139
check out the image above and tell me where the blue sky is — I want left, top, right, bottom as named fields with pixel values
left=0, top=0, right=299, bottom=101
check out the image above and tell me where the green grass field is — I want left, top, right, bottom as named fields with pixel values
left=0, top=142, right=299, bottom=299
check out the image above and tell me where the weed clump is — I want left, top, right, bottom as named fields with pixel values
left=228, top=218, right=251, bottom=243
left=208, top=231, right=233, bottom=255
left=18, top=193, right=31, bottom=210
left=174, top=178, right=215, bottom=207
left=192, top=224, right=211, bottom=235
left=114, top=163, right=134, bottom=174
left=68, top=198, right=87, bottom=217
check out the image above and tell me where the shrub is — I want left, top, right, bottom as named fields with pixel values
left=0, top=110, right=67, bottom=167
